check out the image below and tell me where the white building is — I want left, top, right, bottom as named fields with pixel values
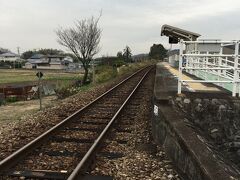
left=0, top=52, right=21, bottom=62
left=63, top=56, right=74, bottom=63
left=24, top=54, right=74, bottom=70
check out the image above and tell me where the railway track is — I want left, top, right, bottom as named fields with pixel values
left=0, top=66, right=153, bottom=180
left=87, top=68, right=181, bottom=179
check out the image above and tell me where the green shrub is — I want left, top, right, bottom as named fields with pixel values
left=117, top=60, right=156, bottom=76
left=95, top=66, right=117, bottom=83
left=54, top=79, right=93, bottom=99
left=114, top=59, right=126, bottom=67
left=0, top=99, right=6, bottom=106
left=55, top=60, right=156, bottom=99
left=54, top=80, right=78, bottom=99
left=6, top=96, right=18, bottom=103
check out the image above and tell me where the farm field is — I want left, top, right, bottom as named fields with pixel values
left=0, top=69, right=82, bottom=85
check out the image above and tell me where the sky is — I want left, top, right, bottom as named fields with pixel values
left=0, top=0, right=240, bottom=56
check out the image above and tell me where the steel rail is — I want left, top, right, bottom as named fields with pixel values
left=0, top=66, right=151, bottom=173
left=68, top=67, right=152, bottom=180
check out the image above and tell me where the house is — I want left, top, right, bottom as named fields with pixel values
left=0, top=52, right=22, bottom=62
left=63, top=56, right=74, bottom=63
left=24, top=54, right=74, bottom=70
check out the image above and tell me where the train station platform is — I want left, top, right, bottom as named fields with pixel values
left=163, top=62, right=221, bottom=92
left=155, top=62, right=222, bottom=97
left=152, top=62, right=239, bottom=180
left=154, top=62, right=229, bottom=102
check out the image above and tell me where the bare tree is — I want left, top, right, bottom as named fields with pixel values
left=56, top=16, right=101, bottom=84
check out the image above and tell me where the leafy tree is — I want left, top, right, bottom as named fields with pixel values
left=132, top=54, right=149, bottom=62
left=117, top=51, right=123, bottom=59
left=21, top=49, right=63, bottom=59
left=116, top=51, right=125, bottom=66
left=114, top=58, right=125, bottom=67
left=21, top=50, right=35, bottom=59
left=123, top=46, right=132, bottom=63
left=149, top=44, right=167, bottom=60
left=38, top=48, right=63, bottom=55
left=98, top=56, right=125, bottom=67
left=56, top=16, right=101, bottom=84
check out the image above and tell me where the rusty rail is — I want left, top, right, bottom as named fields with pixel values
left=68, top=67, right=151, bottom=180
left=0, top=66, right=152, bottom=179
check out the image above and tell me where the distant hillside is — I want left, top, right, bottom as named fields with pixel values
left=132, top=54, right=149, bottom=61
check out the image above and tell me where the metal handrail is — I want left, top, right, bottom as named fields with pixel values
left=178, top=39, right=240, bottom=96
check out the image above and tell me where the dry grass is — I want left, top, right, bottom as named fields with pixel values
left=0, top=96, right=58, bottom=125
left=0, top=69, right=81, bottom=84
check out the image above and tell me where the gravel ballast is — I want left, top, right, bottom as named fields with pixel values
left=0, top=75, right=129, bottom=161
left=90, top=69, right=181, bottom=179
left=0, top=66, right=181, bottom=179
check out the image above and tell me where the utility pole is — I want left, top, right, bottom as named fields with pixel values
left=36, top=72, right=43, bottom=110
left=17, top=46, right=20, bottom=55
left=16, top=46, right=20, bottom=69
left=92, top=59, right=96, bottom=84
left=38, top=76, right=42, bottom=110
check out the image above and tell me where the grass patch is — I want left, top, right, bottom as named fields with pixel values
left=0, top=96, right=57, bottom=124
left=77, top=84, right=93, bottom=92
left=55, top=81, right=94, bottom=99
left=5, top=96, right=18, bottom=103
left=0, top=69, right=81, bottom=84
left=95, top=65, right=117, bottom=83
left=118, top=60, right=157, bottom=76
left=54, top=62, right=149, bottom=99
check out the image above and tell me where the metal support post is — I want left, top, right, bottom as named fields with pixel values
left=205, top=52, right=209, bottom=80
left=232, top=41, right=239, bottom=97
left=36, top=71, right=43, bottom=110
left=238, top=70, right=240, bottom=96
left=224, top=57, right=227, bottom=76
left=178, top=40, right=183, bottom=94
left=218, top=46, right=223, bottom=86
left=38, top=76, right=42, bottom=110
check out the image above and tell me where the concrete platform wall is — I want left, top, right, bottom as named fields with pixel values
left=152, top=103, right=206, bottom=180
left=152, top=64, right=239, bottom=180
left=152, top=101, right=239, bottom=180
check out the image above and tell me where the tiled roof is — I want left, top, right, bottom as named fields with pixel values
left=29, top=54, right=45, bottom=59
left=0, top=52, right=19, bottom=57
